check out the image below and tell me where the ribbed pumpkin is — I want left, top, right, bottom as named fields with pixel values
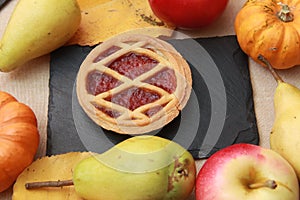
left=0, top=91, right=39, bottom=192
left=235, top=0, right=300, bottom=69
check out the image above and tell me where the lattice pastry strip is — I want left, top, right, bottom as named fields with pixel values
left=76, top=32, right=192, bottom=134
left=92, top=95, right=174, bottom=127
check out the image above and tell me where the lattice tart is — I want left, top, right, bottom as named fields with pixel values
left=76, top=33, right=192, bottom=134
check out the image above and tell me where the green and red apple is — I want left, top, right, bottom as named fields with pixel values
left=195, top=143, right=299, bottom=200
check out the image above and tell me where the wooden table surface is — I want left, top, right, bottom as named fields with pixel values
left=1, top=0, right=300, bottom=199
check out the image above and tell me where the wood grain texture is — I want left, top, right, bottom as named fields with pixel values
left=2, top=0, right=300, bottom=199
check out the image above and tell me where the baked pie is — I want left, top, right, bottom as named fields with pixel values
left=76, top=32, right=192, bottom=134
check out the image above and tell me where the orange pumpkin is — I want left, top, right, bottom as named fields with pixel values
left=0, top=91, right=39, bottom=192
left=235, top=0, right=300, bottom=69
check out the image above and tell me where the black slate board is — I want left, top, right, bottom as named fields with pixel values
left=47, top=35, right=259, bottom=159
left=0, top=0, right=10, bottom=9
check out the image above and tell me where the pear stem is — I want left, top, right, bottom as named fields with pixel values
left=248, top=180, right=277, bottom=189
left=257, top=54, right=284, bottom=83
left=25, top=180, right=74, bottom=189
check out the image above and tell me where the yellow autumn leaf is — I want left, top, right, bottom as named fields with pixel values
left=68, top=0, right=174, bottom=46
left=12, top=152, right=91, bottom=200
left=76, top=0, right=112, bottom=10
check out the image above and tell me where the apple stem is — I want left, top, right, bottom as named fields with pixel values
left=25, top=180, right=74, bottom=189
left=248, top=180, right=277, bottom=189
left=257, top=54, right=284, bottom=83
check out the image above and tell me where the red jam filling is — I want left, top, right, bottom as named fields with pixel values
left=92, top=103, right=121, bottom=118
left=106, top=52, right=158, bottom=79
left=144, top=68, right=176, bottom=94
left=86, top=70, right=122, bottom=95
left=105, top=87, right=161, bottom=111
left=144, top=105, right=163, bottom=117
left=93, top=46, right=121, bottom=63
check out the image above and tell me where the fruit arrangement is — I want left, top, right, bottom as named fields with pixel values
left=15, top=136, right=196, bottom=200
left=2, top=0, right=300, bottom=200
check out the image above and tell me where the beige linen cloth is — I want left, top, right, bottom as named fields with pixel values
left=1, top=0, right=300, bottom=199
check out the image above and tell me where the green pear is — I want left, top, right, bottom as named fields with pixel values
left=273, top=83, right=300, bottom=116
left=258, top=55, right=300, bottom=179
left=24, top=136, right=196, bottom=199
left=0, top=0, right=81, bottom=72
left=73, top=135, right=196, bottom=200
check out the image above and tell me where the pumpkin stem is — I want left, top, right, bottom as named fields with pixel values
left=257, top=54, right=284, bottom=83
left=25, top=179, right=74, bottom=189
left=277, top=3, right=294, bottom=22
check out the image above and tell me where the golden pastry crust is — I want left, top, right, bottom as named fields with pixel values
left=76, top=32, right=192, bottom=134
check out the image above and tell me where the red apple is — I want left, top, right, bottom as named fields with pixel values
left=148, top=0, right=228, bottom=29
left=196, top=143, right=299, bottom=200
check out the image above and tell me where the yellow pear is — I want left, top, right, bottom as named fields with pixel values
left=72, top=135, right=196, bottom=200
left=0, top=0, right=81, bottom=72
left=258, top=55, right=300, bottom=179
left=25, top=136, right=196, bottom=200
